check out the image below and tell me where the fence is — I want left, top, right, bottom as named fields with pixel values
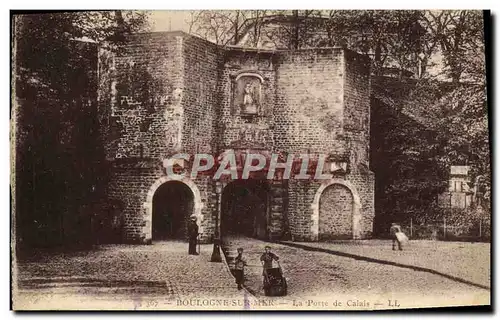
left=401, top=217, right=490, bottom=242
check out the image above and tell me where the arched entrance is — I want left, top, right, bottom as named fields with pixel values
left=144, top=176, right=203, bottom=244
left=152, top=181, right=194, bottom=240
left=221, top=180, right=269, bottom=240
left=319, top=184, right=354, bottom=240
left=311, top=179, right=362, bottom=240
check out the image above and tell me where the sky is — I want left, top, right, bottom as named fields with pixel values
left=147, top=10, right=446, bottom=79
left=149, top=11, right=193, bottom=32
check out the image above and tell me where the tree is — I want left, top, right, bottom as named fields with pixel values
left=187, top=10, right=239, bottom=45
left=315, top=10, right=428, bottom=77
left=189, top=10, right=433, bottom=78
left=185, top=10, right=489, bottom=228
left=420, top=11, right=488, bottom=205
left=421, top=10, right=485, bottom=83
left=370, top=78, right=448, bottom=232
left=13, top=11, right=150, bottom=249
left=187, top=10, right=277, bottom=46
left=16, top=11, right=149, bottom=97
left=433, top=84, right=490, bottom=195
left=269, top=10, right=322, bottom=49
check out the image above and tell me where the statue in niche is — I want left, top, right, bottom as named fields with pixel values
left=242, top=83, right=257, bottom=114
left=234, top=75, right=262, bottom=115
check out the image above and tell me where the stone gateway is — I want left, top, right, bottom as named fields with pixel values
left=97, top=31, right=375, bottom=244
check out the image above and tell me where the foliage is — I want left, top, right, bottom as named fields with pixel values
left=187, top=10, right=488, bottom=231
left=13, top=11, right=150, bottom=249
left=187, top=10, right=277, bottom=46
left=16, top=11, right=150, bottom=97
left=432, top=84, right=490, bottom=212
left=370, top=83, right=447, bottom=232
left=188, top=10, right=429, bottom=76
left=371, top=74, right=489, bottom=232
left=188, top=10, right=485, bottom=82
left=13, top=10, right=488, bottom=243
left=317, top=10, right=427, bottom=77
left=421, top=10, right=485, bottom=83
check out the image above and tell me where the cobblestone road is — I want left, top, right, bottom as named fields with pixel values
left=284, top=239, right=490, bottom=288
left=222, top=236, right=490, bottom=310
left=14, top=241, right=248, bottom=310
left=14, top=238, right=490, bottom=310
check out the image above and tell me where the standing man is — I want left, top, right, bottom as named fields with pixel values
left=390, top=222, right=403, bottom=251
left=260, top=245, right=279, bottom=274
left=234, top=248, right=247, bottom=290
left=187, top=215, right=199, bottom=255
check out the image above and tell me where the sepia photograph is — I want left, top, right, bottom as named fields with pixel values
left=10, top=8, right=491, bottom=311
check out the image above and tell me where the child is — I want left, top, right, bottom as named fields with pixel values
left=390, top=222, right=407, bottom=251
left=260, top=245, right=279, bottom=275
left=234, top=248, right=247, bottom=290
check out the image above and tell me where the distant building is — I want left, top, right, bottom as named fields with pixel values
left=438, top=166, right=474, bottom=209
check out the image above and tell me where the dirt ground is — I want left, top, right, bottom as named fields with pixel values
left=12, top=238, right=490, bottom=310
left=223, top=237, right=490, bottom=310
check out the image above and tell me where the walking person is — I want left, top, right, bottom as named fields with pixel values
left=260, top=245, right=279, bottom=275
left=187, top=215, right=199, bottom=255
left=234, top=248, right=247, bottom=290
left=390, top=222, right=406, bottom=251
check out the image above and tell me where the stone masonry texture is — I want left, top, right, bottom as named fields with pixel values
left=97, top=31, right=375, bottom=244
left=319, top=184, right=353, bottom=239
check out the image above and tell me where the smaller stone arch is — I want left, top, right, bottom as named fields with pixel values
left=311, top=179, right=362, bottom=240
left=143, top=176, right=204, bottom=243
left=234, top=72, right=265, bottom=83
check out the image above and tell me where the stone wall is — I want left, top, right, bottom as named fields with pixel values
left=98, top=33, right=221, bottom=243
left=107, top=163, right=160, bottom=243
left=286, top=180, right=321, bottom=241
left=343, top=49, right=375, bottom=238
left=274, top=48, right=374, bottom=240
left=319, top=184, right=353, bottom=239
left=99, top=33, right=182, bottom=243
left=98, top=32, right=375, bottom=243
left=219, top=49, right=277, bottom=148
left=180, top=35, right=222, bottom=242
left=99, top=32, right=182, bottom=160
left=275, top=48, right=347, bottom=155
left=182, top=34, right=220, bottom=155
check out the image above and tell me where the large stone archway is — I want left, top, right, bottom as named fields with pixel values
left=220, top=180, right=270, bottom=240
left=311, top=179, right=362, bottom=240
left=152, top=181, right=193, bottom=240
left=143, top=176, right=203, bottom=243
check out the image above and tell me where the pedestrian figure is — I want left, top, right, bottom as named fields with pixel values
left=260, top=245, right=279, bottom=275
left=390, top=222, right=406, bottom=251
left=187, top=215, right=199, bottom=255
left=234, top=247, right=247, bottom=290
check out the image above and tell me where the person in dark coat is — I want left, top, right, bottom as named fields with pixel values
left=187, top=216, right=199, bottom=255
left=390, top=222, right=403, bottom=251
left=260, top=245, right=279, bottom=275
left=234, top=248, right=247, bottom=290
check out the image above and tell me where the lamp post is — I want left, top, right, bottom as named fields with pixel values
left=210, top=181, right=222, bottom=262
